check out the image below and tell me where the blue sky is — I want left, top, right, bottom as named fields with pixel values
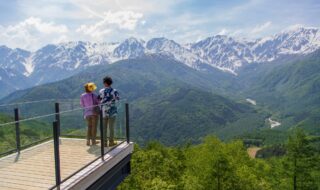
left=0, top=0, right=319, bottom=50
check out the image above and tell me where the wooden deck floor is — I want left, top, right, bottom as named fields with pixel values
left=0, top=138, right=113, bottom=190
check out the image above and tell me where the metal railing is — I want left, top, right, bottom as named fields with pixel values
left=0, top=100, right=130, bottom=189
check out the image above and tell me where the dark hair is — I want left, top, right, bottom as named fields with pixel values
left=103, top=76, right=113, bottom=85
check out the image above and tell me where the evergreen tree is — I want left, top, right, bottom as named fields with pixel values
left=286, top=129, right=318, bottom=190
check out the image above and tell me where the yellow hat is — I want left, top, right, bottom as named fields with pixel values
left=85, top=82, right=97, bottom=92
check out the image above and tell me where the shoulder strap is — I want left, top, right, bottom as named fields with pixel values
left=91, top=93, right=94, bottom=105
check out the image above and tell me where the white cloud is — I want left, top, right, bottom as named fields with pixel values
left=18, top=1, right=87, bottom=20
left=76, top=11, right=143, bottom=40
left=0, top=17, right=69, bottom=50
left=5, top=17, right=68, bottom=34
left=104, top=11, right=143, bottom=30
left=2, top=0, right=318, bottom=50
left=251, top=21, right=272, bottom=34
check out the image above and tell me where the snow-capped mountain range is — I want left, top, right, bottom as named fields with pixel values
left=0, top=27, right=320, bottom=97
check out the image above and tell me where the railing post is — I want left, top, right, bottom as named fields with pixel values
left=125, top=103, right=130, bottom=143
left=99, top=107, right=104, bottom=160
left=14, top=108, right=21, bottom=153
left=53, top=121, right=61, bottom=187
left=55, top=102, right=61, bottom=136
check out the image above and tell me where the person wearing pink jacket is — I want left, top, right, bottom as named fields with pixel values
left=80, top=82, right=99, bottom=146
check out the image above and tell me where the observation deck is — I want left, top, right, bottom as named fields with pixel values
left=0, top=101, right=132, bottom=190
left=0, top=139, right=133, bottom=190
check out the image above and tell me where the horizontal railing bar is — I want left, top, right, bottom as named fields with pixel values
left=0, top=98, right=93, bottom=108
left=0, top=99, right=56, bottom=107
left=0, top=102, right=123, bottom=127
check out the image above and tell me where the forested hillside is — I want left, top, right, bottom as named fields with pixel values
left=131, top=87, right=267, bottom=145
left=118, top=130, right=320, bottom=190
left=239, top=50, right=320, bottom=134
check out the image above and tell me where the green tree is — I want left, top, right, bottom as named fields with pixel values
left=286, top=129, right=318, bottom=190
left=182, top=136, right=269, bottom=190
left=118, top=142, right=185, bottom=190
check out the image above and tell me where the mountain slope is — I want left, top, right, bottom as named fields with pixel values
left=1, top=55, right=237, bottom=102
left=0, top=55, right=266, bottom=145
left=2, top=50, right=320, bottom=136
left=131, top=87, right=267, bottom=145
left=239, top=50, right=320, bottom=134
left=0, top=46, right=33, bottom=95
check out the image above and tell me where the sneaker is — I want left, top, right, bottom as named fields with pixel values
left=86, top=140, right=90, bottom=146
left=92, top=140, right=100, bottom=145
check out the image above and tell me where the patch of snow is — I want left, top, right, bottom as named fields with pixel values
left=74, top=59, right=81, bottom=69
left=109, top=56, right=122, bottom=64
left=246, top=98, right=256, bottom=105
left=215, top=66, right=238, bottom=75
left=86, top=42, right=119, bottom=56
left=22, top=55, right=35, bottom=77
left=268, top=118, right=281, bottom=128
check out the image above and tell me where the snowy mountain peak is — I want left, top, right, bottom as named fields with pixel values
left=125, top=37, right=145, bottom=44
left=113, top=37, right=145, bottom=59
left=146, top=37, right=181, bottom=52
left=1, top=26, right=320, bottom=92
left=281, top=25, right=318, bottom=34
left=251, top=27, right=320, bottom=62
